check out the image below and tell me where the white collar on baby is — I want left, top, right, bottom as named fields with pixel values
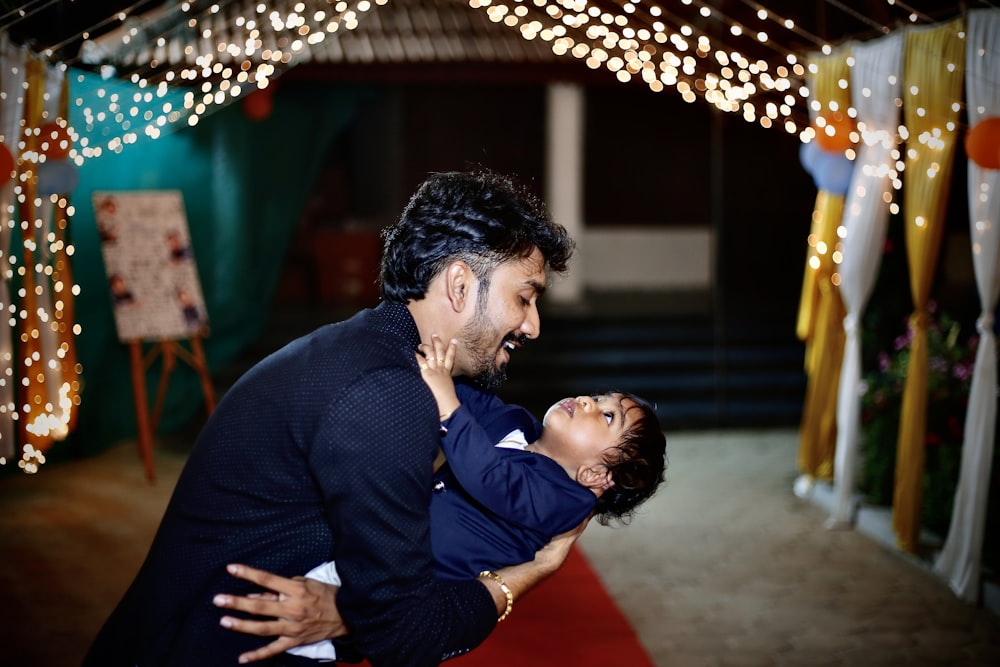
left=495, top=429, right=529, bottom=450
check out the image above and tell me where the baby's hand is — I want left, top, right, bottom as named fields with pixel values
left=416, top=335, right=461, bottom=420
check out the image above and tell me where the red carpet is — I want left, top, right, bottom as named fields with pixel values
left=450, top=546, right=654, bottom=665
left=354, top=547, right=653, bottom=665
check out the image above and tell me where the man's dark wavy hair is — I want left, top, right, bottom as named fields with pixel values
left=594, top=393, right=667, bottom=526
left=379, top=170, right=574, bottom=303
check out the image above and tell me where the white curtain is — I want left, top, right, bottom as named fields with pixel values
left=0, top=34, right=26, bottom=461
left=933, top=8, right=1000, bottom=602
left=828, top=32, right=904, bottom=527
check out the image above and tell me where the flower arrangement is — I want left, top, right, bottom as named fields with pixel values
left=859, top=309, right=977, bottom=538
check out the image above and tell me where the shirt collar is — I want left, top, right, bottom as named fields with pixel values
left=371, top=300, right=421, bottom=351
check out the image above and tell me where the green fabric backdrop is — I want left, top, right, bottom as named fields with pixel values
left=56, top=72, right=372, bottom=460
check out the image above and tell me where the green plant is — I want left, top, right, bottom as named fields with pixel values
left=859, top=309, right=976, bottom=538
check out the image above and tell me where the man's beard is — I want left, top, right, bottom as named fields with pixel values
left=458, top=308, right=526, bottom=392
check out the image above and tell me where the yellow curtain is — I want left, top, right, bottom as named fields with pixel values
left=795, top=214, right=822, bottom=346
left=796, top=50, right=851, bottom=480
left=17, top=54, right=54, bottom=453
left=52, top=193, right=82, bottom=433
left=796, top=52, right=851, bottom=351
left=893, top=18, right=965, bottom=553
left=51, top=72, right=81, bottom=435
left=798, top=192, right=847, bottom=478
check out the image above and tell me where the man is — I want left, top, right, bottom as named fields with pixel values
left=83, top=170, right=577, bottom=666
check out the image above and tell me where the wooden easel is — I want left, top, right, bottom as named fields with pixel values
left=128, top=335, right=216, bottom=482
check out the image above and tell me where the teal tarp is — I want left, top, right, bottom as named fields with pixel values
left=55, top=71, right=371, bottom=458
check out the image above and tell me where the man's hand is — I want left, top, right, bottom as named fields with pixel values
left=213, top=564, right=347, bottom=664
left=524, top=514, right=593, bottom=576
left=533, top=513, right=590, bottom=571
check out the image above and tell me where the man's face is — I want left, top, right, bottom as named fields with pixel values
left=457, top=247, right=546, bottom=390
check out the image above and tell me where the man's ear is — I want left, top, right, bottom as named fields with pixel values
left=444, top=260, right=473, bottom=312
left=577, top=465, right=614, bottom=494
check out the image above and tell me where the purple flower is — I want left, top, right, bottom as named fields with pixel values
left=878, top=352, right=891, bottom=372
left=954, top=363, right=973, bottom=381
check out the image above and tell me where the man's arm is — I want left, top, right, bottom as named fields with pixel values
left=477, top=516, right=588, bottom=619
left=213, top=515, right=589, bottom=660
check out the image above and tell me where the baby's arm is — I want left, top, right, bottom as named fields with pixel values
left=417, top=337, right=589, bottom=534
left=416, top=335, right=461, bottom=419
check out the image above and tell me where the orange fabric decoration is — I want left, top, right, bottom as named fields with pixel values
left=964, top=116, right=1000, bottom=170
left=39, top=122, right=71, bottom=160
left=0, top=142, right=13, bottom=185
left=814, top=112, right=856, bottom=153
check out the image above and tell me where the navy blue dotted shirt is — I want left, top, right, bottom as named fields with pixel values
left=83, top=301, right=496, bottom=667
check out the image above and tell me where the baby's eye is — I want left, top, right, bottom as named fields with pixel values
left=604, top=412, right=613, bottom=425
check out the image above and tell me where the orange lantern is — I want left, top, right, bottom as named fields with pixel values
left=814, top=112, right=856, bottom=154
left=0, top=142, right=14, bottom=185
left=965, top=117, right=1000, bottom=170
left=39, top=122, right=72, bottom=160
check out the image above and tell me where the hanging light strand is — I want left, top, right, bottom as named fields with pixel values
left=70, top=0, right=386, bottom=158
left=0, top=0, right=62, bottom=32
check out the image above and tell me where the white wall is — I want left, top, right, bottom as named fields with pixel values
left=579, top=226, right=714, bottom=290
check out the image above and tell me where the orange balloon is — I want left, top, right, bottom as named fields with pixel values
left=965, top=117, right=1000, bottom=170
left=0, top=142, right=13, bottom=186
left=39, top=122, right=72, bottom=160
left=814, top=112, right=856, bottom=153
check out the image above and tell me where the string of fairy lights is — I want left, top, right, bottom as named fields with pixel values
left=471, top=0, right=812, bottom=130
left=65, top=0, right=388, bottom=162
left=23, top=0, right=973, bottom=167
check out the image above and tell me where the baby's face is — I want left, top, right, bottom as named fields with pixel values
left=540, top=393, right=638, bottom=469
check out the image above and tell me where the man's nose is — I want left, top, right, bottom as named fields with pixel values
left=520, top=302, right=541, bottom=340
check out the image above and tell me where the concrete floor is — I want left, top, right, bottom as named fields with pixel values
left=579, top=429, right=1000, bottom=667
left=1, top=429, right=999, bottom=666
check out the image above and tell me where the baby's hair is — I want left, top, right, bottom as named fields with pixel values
left=593, top=393, right=667, bottom=526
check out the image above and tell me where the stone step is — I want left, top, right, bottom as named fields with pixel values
left=216, top=300, right=808, bottom=430
left=499, top=310, right=806, bottom=429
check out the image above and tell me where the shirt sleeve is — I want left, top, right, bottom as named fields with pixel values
left=312, top=366, right=496, bottom=667
left=439, top=400, right=595, bottom=536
